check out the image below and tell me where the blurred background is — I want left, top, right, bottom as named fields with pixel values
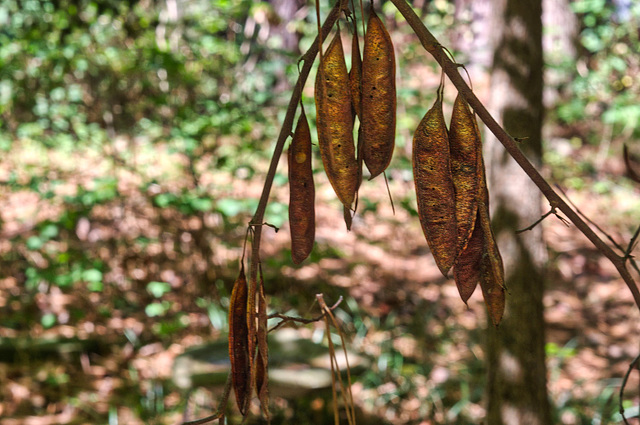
left=0, top=0, right=639, bottom=424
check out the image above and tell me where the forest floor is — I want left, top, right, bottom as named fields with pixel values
left=1, top=73, right=640, bottom=424
left=1, top=136, right=639, bottom=425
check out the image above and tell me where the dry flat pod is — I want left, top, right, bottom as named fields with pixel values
left=315, top=30, right=359, bottom=208
left=288, top=106, right=315, bottom=264
left=255, top=268, right=269, bottom=417
left=413, top=96, right=457, bottom=276
left=349, top=26, right=363, bottom=121
left=228, top=265, right=250, bottom=415
left=477, top=164, right=506, bottom=326
left=449, top=93, right=480, bottom=253
left=361, top=5, right=396, bottom=179
left=452, top=209, right=482, bottom=304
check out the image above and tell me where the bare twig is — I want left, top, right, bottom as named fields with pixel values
left=317, top=294, right=357, bottom=425
left=389, top=0, right=640, bottom=311
left=516, top=206, right=569, bottom=234
left=267, top=296, right=344, bottom=333
left=619, top=353, right=640, bottom=425
left=625, top=225, right=640, bottom=260
left=625, top=225, right=640, bottom=277
left=554, top=184, right=626, bottom=254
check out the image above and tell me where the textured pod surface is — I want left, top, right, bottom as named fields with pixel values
left=288, top=107, right=315, bottom=264
left=315, top=31, right=358, bottom=208
left=453, top=209, right=482, bottom=304
left=413, top=97, right=457, bottom=276
left=449, top=93, right=480, bottom=253
left=349, top=27, right=363, bottom=121
left=228, top=265, right=249, bottom=415
left=477, top=164, right=505, bottom=326
left=361, top=6, right=396, bottom=179
left=255, top=270, right=269, bottom=417
left=478, top=201, right=506, bottom=326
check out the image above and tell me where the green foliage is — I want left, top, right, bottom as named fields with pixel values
left=554, top=1, right=640, bottom=142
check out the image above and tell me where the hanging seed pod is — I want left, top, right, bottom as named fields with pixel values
left=228, top=265, right=250, bottom=415
left=452, top=208, right=483, bottom=304
left=449, top=93, right=480, bottom=253
left=477, top=160, right=506, bottom=326
left=255, top=267, right=269, bottom=417
left=315, top=30, right=359, bottom=209
left=349, top=25, right=363, bottom=122
left=289, top=106, right=315, bottom=264
left=361, top=4, right=396, bottom=179
left=413, top=95, right=457, bottom=276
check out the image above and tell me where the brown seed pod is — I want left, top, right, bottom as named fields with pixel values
left=478, top=202, right=506, bottom=326
left=477, top=160, right=506, bottom=326
left=315, top=30, right=359, bottom=208
left=255, top=267, right=269, bottom=417
left=289, top=106, right=315, bottom=264
left=361, top=5, right=396, bottom=179
left=449, top=93, right=480, bottom=253
left=228, top=265, right=250, bottom=415
left=452, top=209, right=482, bottom=304
left=413, top=95, right=457, bottom=276
left=349, top=25, right=363, bottom=121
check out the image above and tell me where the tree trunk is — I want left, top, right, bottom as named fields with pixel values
left=484, top=0, right=552, bottom=424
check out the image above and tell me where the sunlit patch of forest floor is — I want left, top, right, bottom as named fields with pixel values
left=0, top=129, right=639, bottom=424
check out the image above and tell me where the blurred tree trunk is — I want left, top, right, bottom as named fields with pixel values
left=542, top=0, right=579, bottom=107
left=483, top=0, right=552, bottom=424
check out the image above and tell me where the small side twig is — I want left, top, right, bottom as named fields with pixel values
left=516, top=206, right=569, bottom=234
left=556, top=185, right=640, bottom=276
left=625, top=224, right=640, bottom=261
left=267, top=296, right=344, bottom=333
left=624, top=225, right=640, bottom=277
left=619, top=353, right=640, bottom=425
left=249, top=221, right=280, bottom=233
left=554, top=184, right=626, bottom=254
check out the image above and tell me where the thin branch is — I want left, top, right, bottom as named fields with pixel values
left=516, top=206, right=569, bottom=234
left=625, top=225, right=640, bottom=277
left=247, top=0, right=349, bottom=330
left=556, top=184, right=640, bottom=276
left=267, top=296, right=344, bottom=333
left=619, top=353, right=640, bottom=425
left=625, top=224, right=640, bottom=260
left=389, top=0, right=640, bottom=311
left=554, top=184, right=626, bottom=254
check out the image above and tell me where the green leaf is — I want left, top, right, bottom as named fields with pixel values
left=88, top=281, right=103, bottom=292
left=41, top=313, right=56, bottom=328
left=82, top=268, right=103, bottom=283
left=190, top=197, right=213, bottom=212
left=145, top=302, right=168, bottom=317
left=147, top=281, right=171, bottom=298
left=26, top=236, right=44, bottom=250
left=216, top=198, right=246, bottom=217
left=40, top=223, right=59, bottom=240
